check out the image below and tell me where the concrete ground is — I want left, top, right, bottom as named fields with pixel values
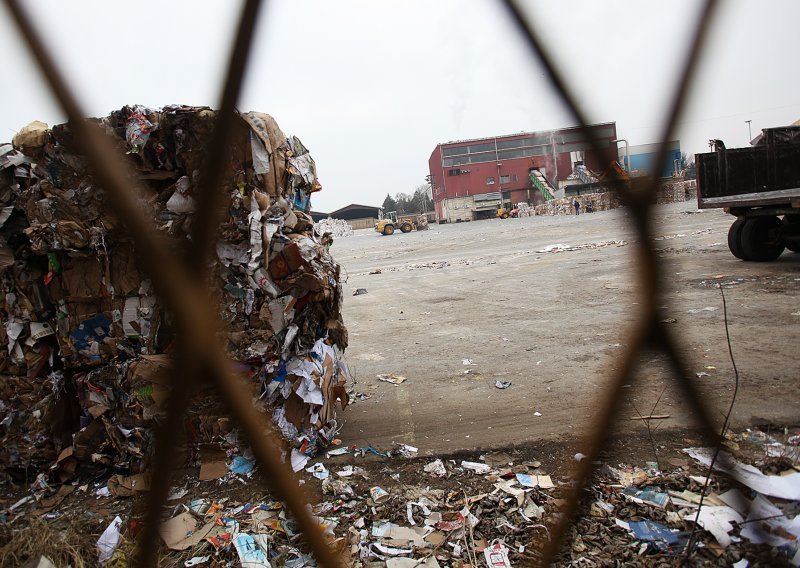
left=329, top=202, right=800, bottom=456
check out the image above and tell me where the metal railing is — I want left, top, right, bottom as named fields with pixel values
left=4, top=0, right=727, bottom=565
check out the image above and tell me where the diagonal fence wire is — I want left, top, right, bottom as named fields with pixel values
left=136, top=1, right=267, bottom=566
left=499, top=0, right=724, bottom=564
left=3, top=0, right=341, bottom=566
left=3, top=0, right=741, bottom=565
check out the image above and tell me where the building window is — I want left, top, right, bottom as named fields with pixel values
left=486, top=177, right=495, bottom=185
left=512, top=174, right=518, bottom=182
left=499, top=174, right=510, bottom=184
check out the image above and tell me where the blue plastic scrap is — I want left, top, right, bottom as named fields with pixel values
left=629, top=519, right=687, bottom=553
left=229, top=455, right=255, bottom=475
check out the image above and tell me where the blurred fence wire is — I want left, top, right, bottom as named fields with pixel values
left=5, top=0, right=728, bottom=565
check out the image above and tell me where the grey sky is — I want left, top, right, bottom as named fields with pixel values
left=2, top=1, right=798, bottom=212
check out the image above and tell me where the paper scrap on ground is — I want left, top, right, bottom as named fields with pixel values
left=683, top=506, right=743, bottom=548
left=291, top=449, right=310, bottom=472
left=233, top=533, right=271, bottom=567
left=515, top=473, right=554, bottom=489
left=740, top=494, right=800, bottom=549
left=424, top=459, right=447, bottom=477
left=684, top=447, right=800, bottom=500
left=378, top=373, right=408, bottom=385
left=386, top=558, right=441, bottom=568
left=494, top=479, right=526, bottom=505
left=306, top=462, right=329, bottom=480
left=97, top=515, right=123, bottom=564
left=622, top=486, right=670, bottom=508
left=461, top=460, right=491, bottom=474
left=159, top=512, right=214, bottom=551
left=484, top=542, right=512, bottom=567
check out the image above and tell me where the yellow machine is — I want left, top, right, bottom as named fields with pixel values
left=496, top=207, right=519, bottom=219
left=374, top=211, right=429, bottom=235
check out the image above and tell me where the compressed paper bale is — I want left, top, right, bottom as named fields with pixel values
left=0, top=105, right=349, bottom=478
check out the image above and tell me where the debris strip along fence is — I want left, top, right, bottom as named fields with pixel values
left=4, top=0, right=735, bottom=565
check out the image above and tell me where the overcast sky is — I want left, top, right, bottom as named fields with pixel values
left=2, top=1, right=799, bottom=212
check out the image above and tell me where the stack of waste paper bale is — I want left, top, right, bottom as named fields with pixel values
left=0, top=105, right=350, bottom=482
left=313, top=217, right=353, bottom=239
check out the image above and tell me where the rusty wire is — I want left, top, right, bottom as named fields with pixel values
left=3, top=0, right=738, bottom=565
left=3, top=0, right=342, bottom=566
left=500, top=0, right=724, bottom=564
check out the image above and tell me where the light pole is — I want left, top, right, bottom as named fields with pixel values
left=745, top=120, right=752, bottom=143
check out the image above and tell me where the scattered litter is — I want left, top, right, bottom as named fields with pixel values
left=628, top=519, right=685, bottom=553
left=233, top=533, right=271, bottom=567
left=353, top=288, right=368, bottom=296
left=306, top=463, right=329, bottom=480
left=484, top=541, right=513, bottom=567
left=622, top=486, right=670, bottom=508
left=495, top=380, right=512, bottom=389
left=229, top=456, right=255, bottom=475
left=536, top=240, right=627, bottom=254
left=684, top=447, right=800, bottom=500
left=392, top=444, right=419, bottom=457
left=97, top=515, right=123, bottom=564
left=461, top=460, right=491, bottom=474
left=424, top=459, right=447, bottom=477
left=683, top=506, right=743, bottom=548
left=515, top=473, right=554, bottom=489
left=378, top=373, right=408, bottom=385
left=370, top=486, right=390, bottom=503
left=687, top=306, right=719, bottom=314
left=326, top=447, right=350, bottom=458
left=167, top=487, right=190, bottom=501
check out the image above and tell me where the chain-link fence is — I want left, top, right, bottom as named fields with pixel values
left=4, top=0, right=731, bottom=565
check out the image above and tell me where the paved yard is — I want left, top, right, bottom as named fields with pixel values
left=330, top=202, right=800, bottom=456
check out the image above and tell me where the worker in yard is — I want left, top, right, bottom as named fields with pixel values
left=586, top=200, right=594, bottom=213
left=573, top=199, right=580, bottom=215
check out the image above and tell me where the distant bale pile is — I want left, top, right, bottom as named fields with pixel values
left=534, top=192, right=621, bottom=216
left=314, top=217, right=354, bottom=238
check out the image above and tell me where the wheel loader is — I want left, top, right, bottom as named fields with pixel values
left=374, top=211, right=429, bottom=235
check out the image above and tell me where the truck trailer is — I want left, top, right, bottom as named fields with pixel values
left=695, top=126, right=800, bottom=261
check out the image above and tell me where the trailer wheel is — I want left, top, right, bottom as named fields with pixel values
left=727, top=218, right=747, bottom=260
left=784, top=215, right=800, bottom=253
left=400, top=223, right=412, bottom=233
left=741, top=216, right=785, bottom=261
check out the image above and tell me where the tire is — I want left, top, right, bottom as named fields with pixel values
left=740, top=216, right=785, bottom=261
left=400, top=223, right=412, bottom=233
left=383, top=224, right=395, bottom=235
left=501, top=212, right=509, bottom=219
left=784, top=215, right=800, bottom=253
left=727, top=218, right=747, bottom=260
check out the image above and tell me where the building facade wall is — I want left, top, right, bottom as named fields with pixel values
left=348, top=217, right=377, bottom=230
left=429, top=123, right=617, bottom=221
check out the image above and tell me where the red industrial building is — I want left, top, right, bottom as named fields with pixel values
left=428, top=122, right=618, bottom=222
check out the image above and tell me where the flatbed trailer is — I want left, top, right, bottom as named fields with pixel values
left=695, top=126, right=800, bottom=261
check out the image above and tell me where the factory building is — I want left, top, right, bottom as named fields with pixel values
left=428, top=122, right=618, bottom=222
